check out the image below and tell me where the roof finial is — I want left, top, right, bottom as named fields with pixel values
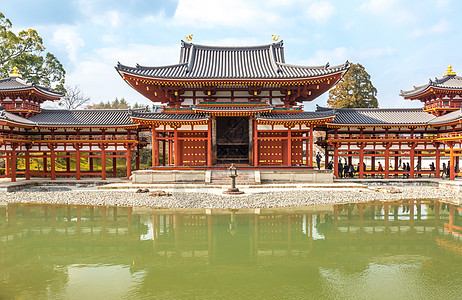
left=186, top=34, right=193, bottom=42
left=271, top=34, right=279, bottom=42
left=444, top=65, right=456, bottom=76
left=9, top=66, right=22, bottom=78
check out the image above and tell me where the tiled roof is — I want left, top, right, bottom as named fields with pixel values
left=116, top=41, right=349, bottom=80
left=130, top=111, right=209, bottom=121
left=321, top=107, right=436, bottom=125
left=28, top=108, right=145, bottom=127
left=256, top=110, right=335, bottom=120
left=400, top=74, right=462, bottom=98
left=0, top=77, right=63, bottom=98
left=428, top=109, right=462, bottom=125
left=0, top=109, right=35, bottom=126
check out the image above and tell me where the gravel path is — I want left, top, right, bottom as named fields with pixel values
left=0, top=186, right=460, bottom=208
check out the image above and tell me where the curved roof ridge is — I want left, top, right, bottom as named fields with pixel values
left=181, top=40, right=284, bottom=51
left=278, top=61, right=349, bottom=70
left=119, top=62, right=187, bottom=71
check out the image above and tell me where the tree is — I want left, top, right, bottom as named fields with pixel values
left=327, top=63, right=378, bottom=108
left=58, top=85, right=90, bottom=109
left=0, top=12, right=65, bottom=91
left=87, top=97, right=130, bottom=109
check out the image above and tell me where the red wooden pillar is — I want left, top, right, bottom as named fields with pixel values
left=162, top=140, right=166, bottom=166
left=435, top=148, right=440, bottom=178
left=5, top=152, right=9, bottom=176
left=450, top=148, right=455, bottom=180
left=152, top=126, right=157, bottom=168
left=11, top=149, right=16, bottom=182
left=168, top=137, right=173, bottom=165
left=410, top=145, right=415, bottom=179
left=309, top=125, right=314, bottom=167
left=359, top=145, right=364, bottom=179
left=334, top=144, right=339, bottom=178
left=207, top=120, right=212, bottom=167
left=253, top=119, right=258, bottom=167
left=25, top=150, right=30, bottom=180
left=89, top=152, right=94, bottom=177
left=135, top=147, right=140, bottom=170
left=287, top=126, right=292, bottom=166
left=101, top=145, right=106, bottom=180
left=66, top=152, right=71, bottom=178
left=50, top=147, right=56, bottom=180
left=43, top=152, right=47, bottom=178
left=126, top=144, right=132, bottom=180
left=371, top=156, right=375, bottom=176
left=384, top=145, right=390, bottom=179
left=173, top=126, right=179, bottom=167
left=112, top=152, right=117, bottom=178
left=76, top=145, right=81, bottom=180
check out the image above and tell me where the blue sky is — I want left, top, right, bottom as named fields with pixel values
left=2, top=0, right=460, bottom=110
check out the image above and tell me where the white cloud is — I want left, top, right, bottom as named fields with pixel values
left=91, top=10, right=121, bottom=28
left=173, top=0, right=282, bottom=28
left=305, top=1, right=335, bottom=24
left=360, top=0, right=414, bottom=23
left=95, top=44, right=179, bottom=66
left=51, top=26, right=85, bottom=64
left=412, top=19, right=450, bottom=37
left=303, top=46, right=396, bottom=66
left=64, top=43, right=180, bottom=105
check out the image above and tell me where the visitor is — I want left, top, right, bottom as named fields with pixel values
left=316, top=152, right=322, bottom=170
left=447, top=162, right=451, bottom=178
left=327, top=160, right=333, bottom=170
left=429, top=162, right=435, bottom=177
left=416, top=161, right=421, bottom=177
left=338, top=160, right=343, bottom=179
left=348, top=163, right=355, bottom=178
left=442, top=163, right=447, bottom=179
left=399, top=158, right=402, bottom=169
left=406, top=162, right=411, bottom=178
left=377, top=162, right=384, bottom=178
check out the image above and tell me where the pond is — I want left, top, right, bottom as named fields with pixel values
left=1, top=200, right=461, bottom=299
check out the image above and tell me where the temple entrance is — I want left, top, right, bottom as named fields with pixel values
left=216, top=117, right=250, bottom=164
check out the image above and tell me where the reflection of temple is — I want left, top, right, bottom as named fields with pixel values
left=1, top=201, right=461, bottom=297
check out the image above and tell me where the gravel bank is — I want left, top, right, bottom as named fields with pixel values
left=0, top=186, right=461, bottom=208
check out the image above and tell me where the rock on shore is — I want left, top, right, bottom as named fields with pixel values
left=0, top=186, right=460, bottom=208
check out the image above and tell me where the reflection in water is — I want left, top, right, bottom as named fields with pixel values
left=0, top=200, right=461, bottom=299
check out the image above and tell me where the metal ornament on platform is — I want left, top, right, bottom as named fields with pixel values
left=222, top=163, right=244, bottom=195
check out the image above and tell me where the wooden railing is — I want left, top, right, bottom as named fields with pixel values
left=319, top=134, right=436, bottom=142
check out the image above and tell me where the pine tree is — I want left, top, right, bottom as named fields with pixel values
left=0, top=12, right=66, bottom=91
left=327, top=63, right=378, bottom=108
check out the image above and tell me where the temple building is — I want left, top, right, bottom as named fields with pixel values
left=318, top=65, right=462, bottom=180
left=116, top=40, right=349, bottom=168
left=0, top=40, right=461, bottom=182
left=0, top=68, right=146, bottom=182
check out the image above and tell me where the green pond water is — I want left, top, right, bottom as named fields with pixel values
left=1, top=200, right=461, bottom=299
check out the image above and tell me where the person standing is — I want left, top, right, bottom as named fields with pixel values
left=338, top=160, right=343, bottom=179
left=316, top=152, right=322, bottom=170
left=442, top=163, right=447, bottom=179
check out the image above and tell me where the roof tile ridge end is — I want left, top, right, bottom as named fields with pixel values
left=269, top=44, right=281, bottom=73
left=186, top=44, right=196, bottom=73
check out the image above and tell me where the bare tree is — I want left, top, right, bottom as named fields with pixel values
left=58, top=85, right=90, bottom=109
